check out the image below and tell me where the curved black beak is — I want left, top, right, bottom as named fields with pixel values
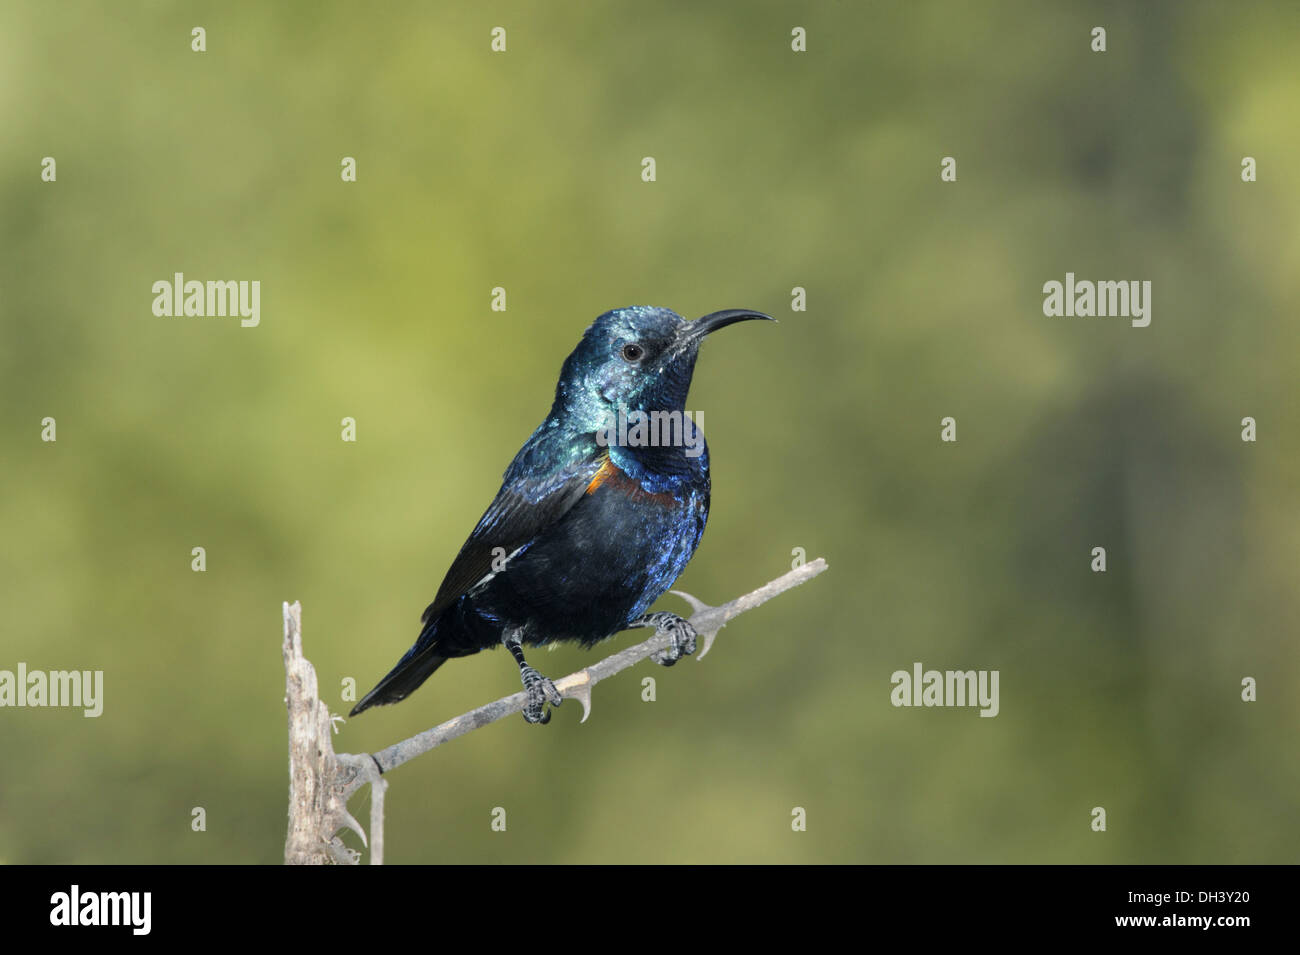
left=684, top=308, right=775, bottom=343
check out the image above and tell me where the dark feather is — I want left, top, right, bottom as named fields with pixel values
left=419, top=447, right=607, bottom=625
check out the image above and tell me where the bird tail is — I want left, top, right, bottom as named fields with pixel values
left=350, top=628, right=448, bottom=717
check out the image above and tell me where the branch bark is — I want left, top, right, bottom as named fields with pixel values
left=283, top=601, right=364, bottom=864
left=282, top=557, right=827, bottom=864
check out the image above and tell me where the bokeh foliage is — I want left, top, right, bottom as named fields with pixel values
left=1, top=1, right=1296, bottom=863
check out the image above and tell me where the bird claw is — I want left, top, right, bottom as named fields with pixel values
left=641, top=612, right=698, bottom=667
left=520, top=665, right=562, bottom=724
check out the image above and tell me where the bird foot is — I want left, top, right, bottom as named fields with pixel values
left=637, top=612, right=698, bottom=667
left=520, top=665, right=562, bottom=724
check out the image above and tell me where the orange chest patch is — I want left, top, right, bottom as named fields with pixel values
left=584, top=457, right=679, bottom=506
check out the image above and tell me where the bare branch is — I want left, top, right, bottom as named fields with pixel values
left=284, top=602, right=383, bottom=865
left=359, top=558, right=828, bottom=775
left=283, top=557, right=828, bottom=864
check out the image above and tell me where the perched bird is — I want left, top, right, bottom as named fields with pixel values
left=351, top=305, right=772, bottom=723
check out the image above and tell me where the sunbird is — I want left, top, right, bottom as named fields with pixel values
left=352, top=306, right=772, bottom=723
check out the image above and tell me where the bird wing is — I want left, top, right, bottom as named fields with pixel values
left=420, top=441, right=608, bottom=626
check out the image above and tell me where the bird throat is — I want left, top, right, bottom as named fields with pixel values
left=594, top=406, right=705, bottom=461
left=584, top=454, right=683, bottom=505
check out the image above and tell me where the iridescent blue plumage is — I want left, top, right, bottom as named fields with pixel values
left=352, top=305, right=772, bottom=722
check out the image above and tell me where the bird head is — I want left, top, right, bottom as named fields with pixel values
left=551, top=306, right=773, bottom=431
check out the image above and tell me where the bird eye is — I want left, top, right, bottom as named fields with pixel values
left=621, top=343, right=644, bottom=362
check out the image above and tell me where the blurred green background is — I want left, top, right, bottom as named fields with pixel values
left=2, top=0, right=1297, bottom=864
